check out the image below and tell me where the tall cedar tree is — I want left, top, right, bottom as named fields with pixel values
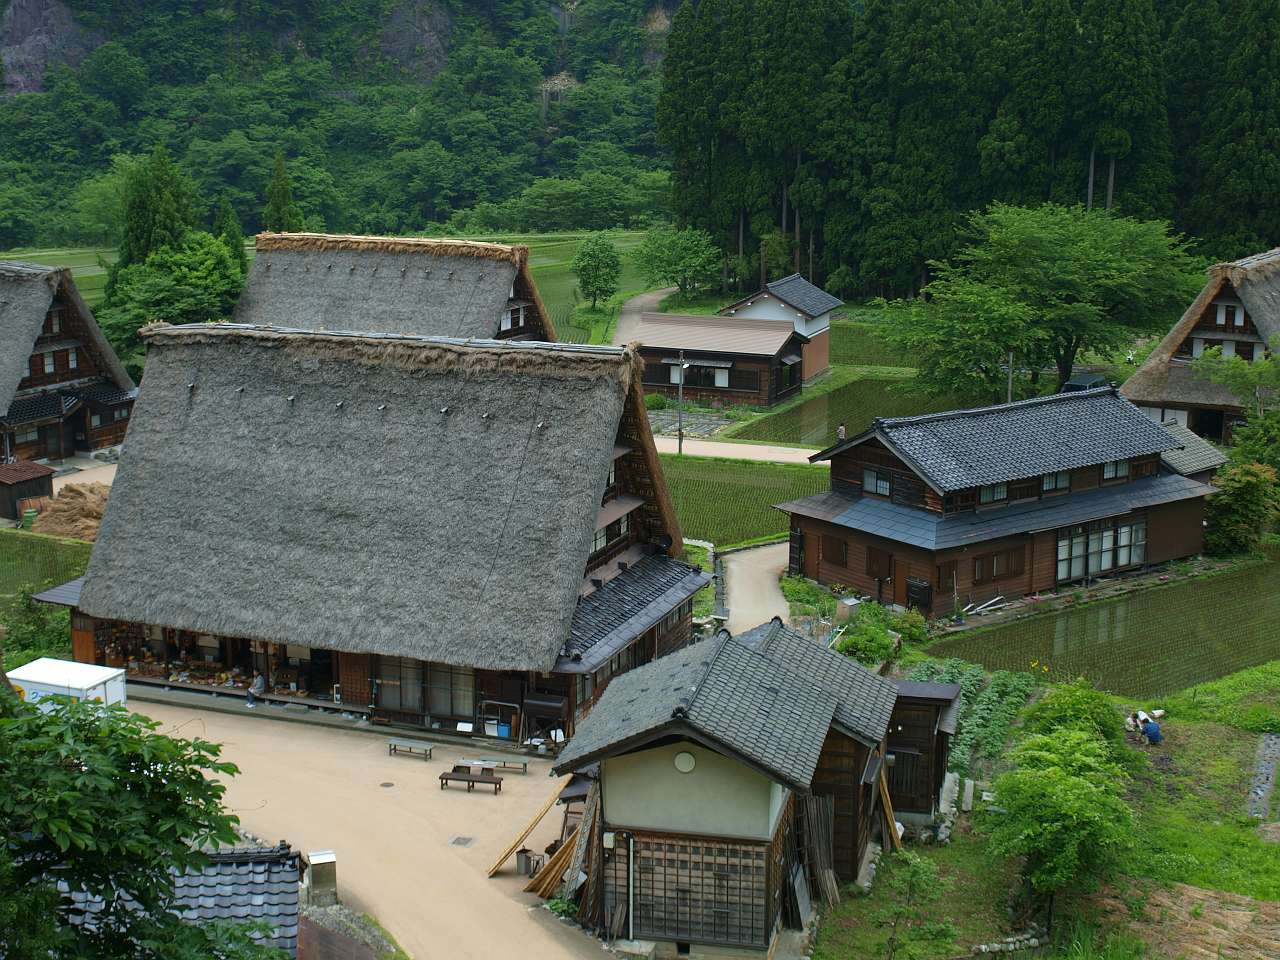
left=263, top=152, right=302, bottom=232
left=1189, top=0, right=1280, bottom=257
left=212, top=196, right=247, bottom=274
left=108, top=144, right=196, bottom=298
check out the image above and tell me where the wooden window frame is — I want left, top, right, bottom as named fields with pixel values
left=1042, top=471, right=1070, bottom=493
left=978, top=483, right=1008, bottom=505
left=972, top=546, right=1025, bottom=586
left=862, top=467, right=891, bottom=497
left=1101, top=460, right=1130, bottom=482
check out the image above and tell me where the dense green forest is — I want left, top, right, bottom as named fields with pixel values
left=660, top=0, right=1280, bottom=296
left=0, top=0, right=672, bottom=245
left=2, top=0, right=1277, bottom=299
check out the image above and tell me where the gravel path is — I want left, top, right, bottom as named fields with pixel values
left=1249, top=733, right=1280, bottom=818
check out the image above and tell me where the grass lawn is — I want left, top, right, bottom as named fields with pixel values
left=680, top=543, right=716, bottom=618
left=659, top=454, right=827, bottom=549
left=0, top=529, right=92, bottom=598
left=813, top=826, right=1020, bottom=960
left=1121, top=710, right=1280, bottom=900
left=830, top=319, right=917, bottom=368
left=656, top=290, right=727, bottom=314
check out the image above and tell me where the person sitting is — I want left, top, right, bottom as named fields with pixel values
left=1140, top=717, right=1163, bottom=745
left=246, top=670, right=266, bottom=708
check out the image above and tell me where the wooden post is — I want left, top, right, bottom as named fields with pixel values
left=879, top=767, right=903, bottom=852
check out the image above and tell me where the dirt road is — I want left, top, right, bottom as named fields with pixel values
left=135, top=702, right=598, bottom=960
left=722, top=542, right=790, bottom=634
left=611, top=286, right=675, bottom=346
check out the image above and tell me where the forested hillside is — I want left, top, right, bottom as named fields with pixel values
left=0, top=0, right=672, bottom=246
left=3, top=0, right=1277, bottom=301
left=660, top=0, right=1280, bottom=296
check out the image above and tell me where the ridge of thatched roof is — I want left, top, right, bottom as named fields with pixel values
left=1123, top=248, right=1279, bottom=409
left=79, top=325, right=652, bottom=672
left=0, top=261, right=134, bottom=414
left=236, top=232, right=557, bottom=341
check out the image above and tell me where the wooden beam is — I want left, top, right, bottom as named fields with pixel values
left=879, top=767, right=903, bottom=853
left=488, top=775, right=572, bottom=878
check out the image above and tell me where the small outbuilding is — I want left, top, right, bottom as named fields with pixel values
left=552, top=618, right=900, bottom=957
left=0, top=459, right=54, bottom=518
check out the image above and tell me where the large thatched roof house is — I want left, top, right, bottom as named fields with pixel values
left=1122, top=247, right=1279, bottom=441
left=235, top=233, right=557, bottom=341
left=1, top=261, right=136, bottom=462
left=58, top=320, right=706, bottom=740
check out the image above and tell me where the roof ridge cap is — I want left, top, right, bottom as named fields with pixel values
left=877, top=386, right=1118, bottom=430
left=672, top=636, right=731, bottom=720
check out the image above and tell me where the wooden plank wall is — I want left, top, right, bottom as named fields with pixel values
left=338, top=653, right=372, bottom=707
left=811, top=728, right=869, bottom=882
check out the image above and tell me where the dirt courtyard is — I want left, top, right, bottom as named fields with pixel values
left=135, top=702, right=599, bottom=960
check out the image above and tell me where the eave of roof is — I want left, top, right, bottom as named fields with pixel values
left=634, top=313, right=797, bottom=357
left=778, top=472, right=1215, bottom=551
left=33, top=577, right=84, bottom=607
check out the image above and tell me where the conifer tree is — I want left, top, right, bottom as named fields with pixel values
left=115, top=145, right=196, bottom=272
left=262, top=152, right=302, bottom=232
left=1190, top=0, right=1280, bottom=256
left=212, top=196, right=246, bottom=274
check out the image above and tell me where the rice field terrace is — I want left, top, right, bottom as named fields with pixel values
left=659, top=454, right=828, bottom=548
left=0, top=529, right=92, bottom=597
left=727, top=376, right=972, bottom=446
left=930, top=550, right=1280, bottom=698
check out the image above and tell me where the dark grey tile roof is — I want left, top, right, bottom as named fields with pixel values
left=736, top=619, right=895, bottom=746
left=780, top=472, right=1215, bottom=551
left=3, top=391, right=78, bottom=426
left=766, top=274, right=843, bottom=317
left=819, top=388, right=1180, bottom=492
left=76, top=381, right=139, bottom=406
left=560, top=555, right=710, bottom=674
left=67, top=844, right=300, bottom=956
left=33, top=576, right=84, bottom=607
left=553, top=635, right=839, bottom=790
left=1159, top=422, right=1228, bottom=476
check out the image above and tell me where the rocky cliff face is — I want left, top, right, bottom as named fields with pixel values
left=378, top=0, right=452, bottom=83
left=1, top=0, right=100, bottom=94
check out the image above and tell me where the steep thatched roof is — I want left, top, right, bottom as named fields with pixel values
left=1122, top=248, right=1280, bottom=409
left=235, top=233, right=557, bottom=341
left=79, top=324, right=657, bottom=672
left=0, top=261, right=134, bottom=414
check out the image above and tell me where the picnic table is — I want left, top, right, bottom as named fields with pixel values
left=440, top=764, right=503, bottom=794
left=460, top=756, right=529, bottom=774
left=387, top=737, right=436, bottom=760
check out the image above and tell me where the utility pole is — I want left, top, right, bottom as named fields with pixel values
left=1007, top=350, right=1014, bottom=404
left=677, top=349, right=687, bottom=456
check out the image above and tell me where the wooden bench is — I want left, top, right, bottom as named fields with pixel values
left=388, top=738, right=435, bottom=760
left=439, top=765, right=503, bottom=794
left=460, top=756, right=529, bottom=774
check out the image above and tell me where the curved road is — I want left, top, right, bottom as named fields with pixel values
left=611, top=285, right=675, bottom=346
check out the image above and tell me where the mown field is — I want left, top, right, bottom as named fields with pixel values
left=0, top=529, right=92, bottom=597
left=930, top=550, right=1280, bottom=697
left=0, top=232, right=648, bottom=343
left=659, top=454, right=827, bottom=548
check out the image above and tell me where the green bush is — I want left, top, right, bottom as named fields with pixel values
left=889, top=607, right=928, bottom=644
left=836, top=617, right=895, bottom=666
left=644, top=392, right=667, bottom=410
left=1023, top=678, right=1127, bottom=754
left=1, top=586, right=71, bottom=671
left=780, top=575, right=837, bottom=618
left=1204, top=461, right=1280, bottom=555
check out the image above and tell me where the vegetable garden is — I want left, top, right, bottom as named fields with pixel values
left=929, top=551, right=1280, bottom=697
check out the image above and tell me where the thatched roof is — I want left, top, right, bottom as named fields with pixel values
left=79, top=324, right=668, bottom=672
left=0, top=261, right=134, bottom=414
left=235, top=233, right=557, bottom=341
left=1122, top=248, right=1280, bottom=409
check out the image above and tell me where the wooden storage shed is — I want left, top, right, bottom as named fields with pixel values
left=0, top=459, right=54, bottom=519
